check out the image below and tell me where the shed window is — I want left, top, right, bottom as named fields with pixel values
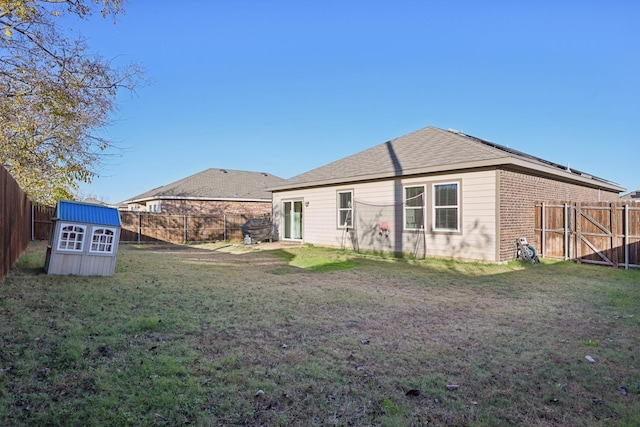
left=433, top=182, right=459, bottom=231
left=404, top=186, right=425, bottom=230
left=58, top=224, right=86, bottom=251
left=337, top=191, right=353, bottom=228
left=90, top=228, right=116, bottom=253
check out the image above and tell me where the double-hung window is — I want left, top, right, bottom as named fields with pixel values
left=433, top=182, right=459, bottom=231
left=90, top=228, right=116, bottom=253
left=57, top=224, right=86, bottom=251
left=337, top=191, right=353, bottom=228
left=404, top=185, right=425, bottom=230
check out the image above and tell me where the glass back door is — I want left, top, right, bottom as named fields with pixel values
left=283, top=200, right=303, bottom=240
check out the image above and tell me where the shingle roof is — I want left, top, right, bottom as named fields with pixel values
left=54, top=200, right=121, bottom=226
left=123, top=168, right=285, bottom=203
left=621, top=190, right=640, bottom=200
left=272, top=126, right=624, bottom=192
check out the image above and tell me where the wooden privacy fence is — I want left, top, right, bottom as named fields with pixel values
left=32, top=204, right=55, bottom=240
left=119, top=211, right=270, bottom=244
left=27, top=209, right=268, bottom=245
left=535, top=201, right=640, bottom=269
left=0, top=165, right=32, bottom=281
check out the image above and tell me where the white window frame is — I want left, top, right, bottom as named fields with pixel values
left=404, top=185, right=426, bottom=231
left=337, top=190, right=353, bottom=228
left=57, top=223, right=86, bottom=252
left=147, top=202, right=162, bottom=213
left=89, top=227, right=117, bottom=254
left=432, top=182, right=460, bottom=232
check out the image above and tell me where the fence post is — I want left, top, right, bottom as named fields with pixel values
left=184, top=215, right=187, bottom=244
left=564, top=203, right=569, bottom=260
left=611, top=202, right=618, bottom=268
left=575, top=202, right=582, bottom=263
left=223, top=214, right=226, bottom=242
left=137, top=212, right=141, bottom=244
left=541, top=202, right=546, bottom=258
left=624, top=204, right=629, bottom=270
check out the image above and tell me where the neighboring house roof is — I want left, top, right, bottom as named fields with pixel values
left=122, top=168, right=286, bottom=204
left=82, top=197, right=107, bottom=205
left=54, top=200, right=122, bottom=226
left=621, top=190, right=640, bottom=200
left=271, top=126, right=625, bottom=193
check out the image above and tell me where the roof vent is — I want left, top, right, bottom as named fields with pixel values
left=220, top=169, right=228, bottom=174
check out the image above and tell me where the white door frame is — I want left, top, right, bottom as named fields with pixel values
left=282, top=199, right=303, bottom=240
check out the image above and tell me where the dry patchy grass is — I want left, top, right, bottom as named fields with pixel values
left=1, top=241, right=639, bottom=426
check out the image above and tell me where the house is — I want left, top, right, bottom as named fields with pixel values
left=45, top=200, right=122, bottom=276
left=621, top=190, right=640, bottom=200
left=120, top=168, right=285, bottom=216
left=269, top=126, right=625, bottom=262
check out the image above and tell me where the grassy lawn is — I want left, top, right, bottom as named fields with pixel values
left=1, top=241, right=639, bottom=426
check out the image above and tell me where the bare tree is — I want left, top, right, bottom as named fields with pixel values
left=0, top=0, right=146, bottom=203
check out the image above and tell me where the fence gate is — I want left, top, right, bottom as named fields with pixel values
left=576, top=202, right=616, bottom=267
left=535, top=201, right=640, bottom=269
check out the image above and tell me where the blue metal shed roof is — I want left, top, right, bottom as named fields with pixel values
left=54, top=200, right=121, bottom=226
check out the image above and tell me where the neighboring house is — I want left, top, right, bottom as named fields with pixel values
left=120, top=168, right=285, bottom=216
left=82, top=197, right=107, bottom=206
left=621, top=190, right=640, bottom=200
left=270, top=126, right=625, bottom=262
left=45, top=200, right=122, bottom=276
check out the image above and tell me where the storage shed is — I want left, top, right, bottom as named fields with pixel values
left=45, top=200, right=122, bottom=276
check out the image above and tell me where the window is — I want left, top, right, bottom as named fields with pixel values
left=57, top=224, right=86, bottom=251
left=337, top=191, right=353, bottom=228
left=147, top=202, right=161, bottom=213
left=433, top=182, right=459, bottom=231
left=404, top=186, right=425, bottom=230
left=90, top=228, right=116, bottom=253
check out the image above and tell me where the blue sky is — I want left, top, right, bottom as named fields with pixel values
left=72, top=0, right=639, bottom=203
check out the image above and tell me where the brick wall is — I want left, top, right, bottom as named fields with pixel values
left=160, top=199, right=272, bottom=216
left=498, top=168, right=620, bottom=261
